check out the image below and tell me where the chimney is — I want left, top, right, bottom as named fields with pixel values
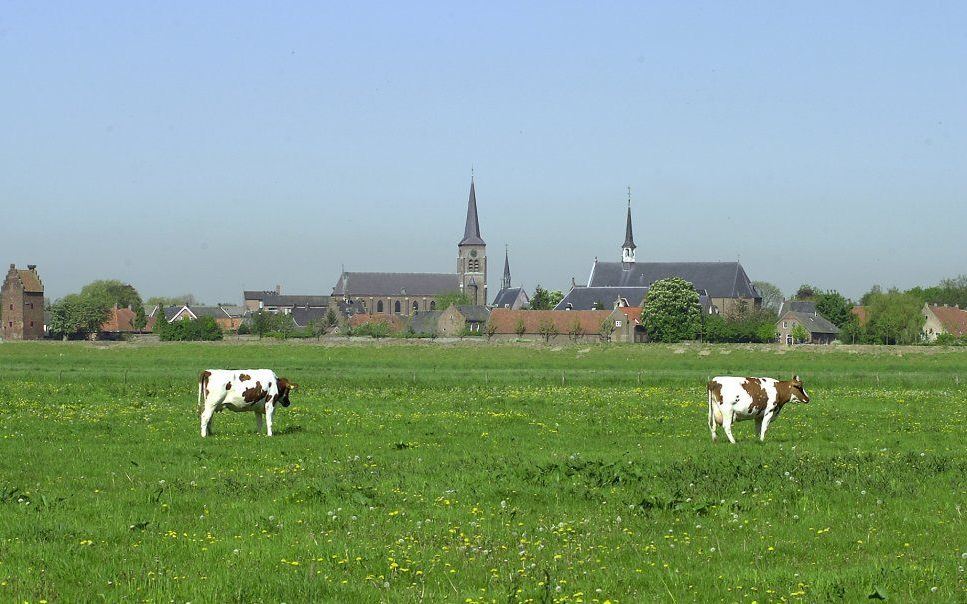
left=9, top=263, right=15, bottom=269
left=27, top=265, right=36, bottom=270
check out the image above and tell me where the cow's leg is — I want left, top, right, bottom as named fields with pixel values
left=254, top=411, right=265, bottom=435
left=264, top=403, right=274, bottom=437
left=759, top=412, right=775, bottom=442
left=200, top=406, right=215, bottom=438
left=754, top=416, right=764, bottom=439
left=722, top=408, right=737, bottom=444
left=708, top=393, right=717, bottom=442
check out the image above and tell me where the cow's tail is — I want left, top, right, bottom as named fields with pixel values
left=197, top=370, right=210, bottom=416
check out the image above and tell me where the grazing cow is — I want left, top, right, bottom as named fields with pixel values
left=707, top=375, right=809, bottom=443
left=197, top=369, right=297, bottom=437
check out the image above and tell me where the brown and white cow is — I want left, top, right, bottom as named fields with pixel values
left=197, top=369, right=297, bottom=437
left=707, top=375, right=810, bottom=443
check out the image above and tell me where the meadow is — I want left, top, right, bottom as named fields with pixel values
left=0, top=341, right=964, bottom=603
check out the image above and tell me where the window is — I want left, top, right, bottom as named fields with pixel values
left=376, top=300, right=384, bottom=313
left=394, top=301, right=401, bottom=313
left=413, top=301, right=419, bottom=311
left=782, top=321, right=787, bottom=328
left=786, top=335, right=793, bottom=345
left=615, top=320, right=622, bottom=327
left=29, top=321, right=33, bottom=327
left=430, top=301, right=436, bottom=310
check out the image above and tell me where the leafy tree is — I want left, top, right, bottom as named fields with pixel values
left=599, top=318, right=616, bottom=342
left=145, top=294, right=197, bottom=307
left=158, top=316, right=222, bottom=341
left=435, top=291, right=471, bottom=310
left=815, top=290, right=854, bottom=328
left=865, top=289, right=924, bottom=345
left=793, top=284, right=820, bottom=301
left=325, top=308, right=339, bottom=330
left=859, top=285, right=882, bottom=306
left=838, top=315, right=865, bottom=344
left=275, top=313, right=295, bottom=340
left=700, top=310, right=778, bottom=343
left=642, top=278, right=701, bottom=343
left=48, top=294, right=110, bottom=339
left=567, top=318, right=585, bottom=342
left=752, top=281, right=783, bottom=313
left=250, top=310, right=275, bottom=339
left=484, top=318, right=498, bottom=341
left=529, top=285, right=564, bottom=310
left=538, top=318, right=559, bottom=343
left=791, top=323, right=809, bottom=344
left=514, top=318, right=526, bottom=339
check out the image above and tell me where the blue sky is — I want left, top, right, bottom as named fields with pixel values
left=2, top=2, right=965, bottom=302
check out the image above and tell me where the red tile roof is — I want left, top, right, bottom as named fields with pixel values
left=618, top=307, right=643, bottom=324
left=349, top=313, right=405, bottom=332
left=928, top=305, right=967, bottom=337
left=101, top=307, right=138, bottom=332
left=851, top=306, right=868, bottom=327
left=488, top=309, right=613, bottom=335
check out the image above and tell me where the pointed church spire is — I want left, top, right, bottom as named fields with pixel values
left=622, top=187, right=636, bottom=263
left=459, top=176, right=485, bottom=246
left=502, top=245, right=511, bottom=289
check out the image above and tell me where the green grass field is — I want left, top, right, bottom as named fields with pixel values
left=1, top=341, right=964, bottom=603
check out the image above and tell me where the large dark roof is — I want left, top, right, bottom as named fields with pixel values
left=291, top=307, right=330, bottom=327
left=459, top=179, right=485, bottom=246
left=262, top=294, right=330, bottom=307
left=782, top=310, right=840, bottom=335
left=243, top=290, right=276, bottom=301
left=492, top=287, right=528, bottom=308
left=409, top=310, right=443, bottom=334
left=455, top=305, right=491, bottom=322
left=333, top=272, right=459, bottom=297
left=555, top=286, right=650, bottom=311
left=588, top=261, right=759, bottom=299
left=778, top=300, right=817, bottom=316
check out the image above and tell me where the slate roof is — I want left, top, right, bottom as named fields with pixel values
left=488, top=309, right=613, bottom=335
left=218, top=305, right=247, bottom=318
left=189, top=306, right=232, bottom=319
left=261, top=294, right=330, bottom=308
left=492, top=287, right=528, bottom=309
left=778, top=300, right=817, bottom=316
left=409, top=310, right=443, bottom=334
left=781, top=311, right=840, bottom=335
left=588, top=261, right=759, bottom=299
left=243, top=290, right=276, bottom=301
left=927, top=304, right=967, bottom=336
left=333, top=272, right=458, bottom=297
left=291, top=306, right=330, bottom=327
left=555, top=286, right=650, bottom=311
left=459, top=179, right=485, bottom=246
left=623, top=205, right=636, bottom=250
left=455, top=305, right=491, bottom=322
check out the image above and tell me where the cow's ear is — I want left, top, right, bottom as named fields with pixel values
left=793, top=374, right=800, bottom=382
left=290, top=383, right=298, bottom=390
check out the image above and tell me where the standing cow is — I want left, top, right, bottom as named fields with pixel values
left=707, top=375, right=810, bottom=443
left=198, top=369, right=297, bottom=437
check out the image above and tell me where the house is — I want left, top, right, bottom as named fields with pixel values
left=348, top=313, right=405, bottom=334
left=555, top=286, right=649, bottom=311
left=922, top=303, right=967, bottom=341
left=244, top=287, right=329, bottom=314
left=1, top=264, right=45, bottom=340
left=612, top=306, right=647, bottom=343
left=151, top=304, right=245, bottom=332
left=486, top=309, right=614, bottom=342
left=583, top=203, right=761, bottom=315
left=408, top=310, right=444, bottom=336
left=777, top=309, right=840, bottom=345
left=290, top=306, right=331, bottom=329
left=99, top=306, right=150, bottom=337
left=491, top=247, right=529, bottom=309
left=777, top=300, right=818, bottom=316
left=440, top=305, right=490, bottom=336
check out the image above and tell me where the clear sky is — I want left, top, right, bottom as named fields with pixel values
left=3, top=2, right=965, bottom=303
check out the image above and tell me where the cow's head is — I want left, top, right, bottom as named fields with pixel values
left=789, top=375, right=810, bottom=403
left=276, top=378, right=298, bottom=407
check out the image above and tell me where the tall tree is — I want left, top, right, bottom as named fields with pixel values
left=530, top=285, right=564, bottom=310
left=642, top=278, right=701, bottom=343
left=145, top=294, right=198, bottom=307
left=752, top=281, right=783, bottom=313
left=865, top=289, right=924, bottom=345
left=435, top=291, right=471, bottom=310
left=815, top=290, right=854, bottom=328
left=793, top=284, right=820, bottom=301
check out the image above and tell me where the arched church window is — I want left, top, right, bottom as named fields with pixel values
left=413, top=301, right=419, bottom=311
left=377, top=300, right=384, bottom=313
left=430, top=301, right=436, bottom=310
left=394, top=301, right=401, bottom=313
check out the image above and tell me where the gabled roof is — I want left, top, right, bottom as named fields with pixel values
left=459, top=179, right=485, bottom=246
left=5, top=265, right=44, bottom=293
left=555, top=286, right=650, bottom=311
left=852, top=306, right=869, bottom=326
left=291, top=306, right=330, bottom=327
left=617, top=306, right=643, bottom=324
left=492, top=287, right=528, bottom=309
left=189, top=306, right=233, bottom=319
left=778, top=300, right=817, bottom=316
left=333, top=272, right=458, bottom=297
left=927, top=304, right=967, bottom=336
left=488, top=309, right=612, bottom=335
left=588, top=261, right=759, bottom=299
left=781, top=310, right=840, bottom=335
left=101, top=307, right=139, bottom=332
left=409, top=310, right=443, bottom=334
left=261, top=294, right=330, bottom=308
left=244, top=290, right=277, bottom=301
left=455, top=305, right=491, bottom=322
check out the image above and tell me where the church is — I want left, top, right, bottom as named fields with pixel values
left=558, top=202, right=761, bottom=314
left=333, top=178, right=517, bottom=315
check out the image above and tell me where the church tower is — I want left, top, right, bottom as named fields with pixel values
left=457, top=177, right=487, bottom=305
left=501, top=245, right=512, bottom=290
left=622, top=189, right=636, bottom=265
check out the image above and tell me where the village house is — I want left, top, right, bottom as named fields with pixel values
left=244, top=286, right=329, bottom=314
left=150, top=304, right=246, bottom=332
left=1, top=264, right=45, bottom=340
left=776, top=301, right=840, bottom=345
left=486, top=309, right=621, bottom=343
left=491, top=247, right=529, bottom=309
left=921, top=303, right=967, bottom=341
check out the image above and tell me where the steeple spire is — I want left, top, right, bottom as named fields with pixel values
left=502, top=244, right=511, bottom=289
left=459, top=176, right=485, bottom=246
left=622, top=187, right=636, bottom=263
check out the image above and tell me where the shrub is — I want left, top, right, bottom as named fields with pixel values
left=158, top=317, right=223, bottom=341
